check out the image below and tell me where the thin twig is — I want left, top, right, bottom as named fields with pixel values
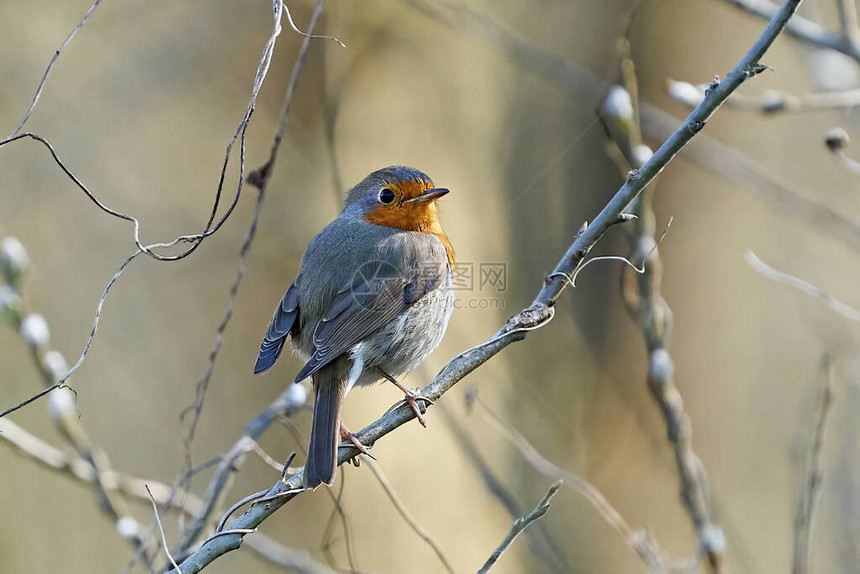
left=180, top=0, right=324, bottom=454
left=604, top=52, right=723, bottom=569
left=837, top=0, right=860, bottom=46
left=792, top=353, right=836, bottom=574
left=170, top=0, right=324, bottom=558
left=667, top=80, right=860, bottom=113
left=0, top=245, right=158, bottom=568
left=0, top=249, right=141, bottom=419
left=4, top=0, right=104, bottom=139
left=824, top=130, right=860, bottom=175
left=168, top=4, right=803, bottom=570
left=0, top=0, right=290, bottom=419
left=438, top=403, right=572, bottom=574
left=407, top=0, right=860, bottom=257
left=746, top=251, right=860, bottom=324
left=319, top=467, right=359, bottom=574
left=0, top=418, right=202, bottom=516
left=361, top=455, right=455, bottom=574
left=147, top=485, right=182, bottom=573
left=477, top=481, right=562, bottom=574
left=242, top=534, right=339, bottom=574
left=473, top=397, right=667, bottom=571
left=721, top=0, right=860, bottom=62
left=0, top=418, right=319, bottom=573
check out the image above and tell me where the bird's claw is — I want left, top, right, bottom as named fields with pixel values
left=339, top=425, right=375, bottom=461
left=398, top=389, right=434, bottom=427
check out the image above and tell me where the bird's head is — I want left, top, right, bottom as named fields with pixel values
left=343, top=166, right=454, bottom=263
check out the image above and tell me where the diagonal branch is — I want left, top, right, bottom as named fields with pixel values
left=477, top=481, right=562, bottom=574
left=167, top=3, right=804, bottom=571
left=792, top=353, right=836, bottom=574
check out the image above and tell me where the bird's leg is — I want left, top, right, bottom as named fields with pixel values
left=378, top=368, right=433, bottom=427
left=339, top=424, right=375, bottom=460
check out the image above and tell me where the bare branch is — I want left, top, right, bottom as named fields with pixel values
left=439, top=402, right=572, bottom=573
left=147, top=485, right=182, bottom=573
left=0, top=418, right=202, bottom=515
left=792, top=353, right=836, bottom=574
left=408, top=0, right=860, bottom=256
left=242, top=534, right=338, bottom=574
left=721, top=0, right=860, bottom=62
left=0, top=0, right=301, bottom=419
left=604, top=61, right=724, bottom=569
left=746, top=251, right=860, bottom=324
left=837, top=0, right=860, bottom=46
left=477, top=481, right=562, bottom=574
left=823, top=128, right=860, bottom=175
left=4, top=0, right=104, bottom=139
left=667, top=80, right=860, bottom=113
left=361, top=455, right=455, bottom=574
left=473, top=397, right=667, bottom=572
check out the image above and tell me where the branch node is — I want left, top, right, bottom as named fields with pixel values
left=704, top=75, right=721, bottom=96
left=687, top=120, right=706, bottom=133
left=745, top=63, right=773, bottom=77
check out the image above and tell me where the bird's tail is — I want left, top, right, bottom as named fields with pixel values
left=304, top=364, right=347, bottom=488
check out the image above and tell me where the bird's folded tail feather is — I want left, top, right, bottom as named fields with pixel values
left=303, top=364, right=347, bottom=488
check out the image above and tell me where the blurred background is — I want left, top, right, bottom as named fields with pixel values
left=1, top=0, right=859, bottom=572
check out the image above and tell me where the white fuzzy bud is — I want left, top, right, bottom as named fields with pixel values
left=759, top=90, right=785, bottom=113
left=701, top=525, right=726, bottom=554
left=0, top=285, right=22, bottom=324
left=43, top=350, right=69, bottom=383
left=667, top=80, right=704, bottom=107
left=19, top=313, right=50, bottom=349
left=0, top=237, right=29, bottom=286
left=115, top=516, right=141, bottom=540
left=603, top=86, right=634, bottom=123
left=825, top=128, right=849, bottom=152
left=286, top=383, right=308, bottom=407
left=47, top=386, right=76, bottom=420
left=631, top=145, right=653, bottom=168
left=807, top=50, right=859, bottom=92
left=649, top=348, right=675, bottom=382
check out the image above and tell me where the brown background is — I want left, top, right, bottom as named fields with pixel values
left=1, top=1, right=858, bottom=572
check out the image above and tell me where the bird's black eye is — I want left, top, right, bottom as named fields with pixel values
left=378, top=188, right=396, bottom=204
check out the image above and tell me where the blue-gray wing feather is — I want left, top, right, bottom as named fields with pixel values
left=294, top=260, right=446, bottom=382
left=254, top=283, right=300, bottom=374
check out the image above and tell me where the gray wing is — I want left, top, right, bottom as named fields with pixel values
left=254, top=283, right=300, bottom=374
left=294, top=259, right=446, bottom=382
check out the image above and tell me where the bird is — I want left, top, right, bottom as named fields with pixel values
left=254, top=165, right=456, bottom=489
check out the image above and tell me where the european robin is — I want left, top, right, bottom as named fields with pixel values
left=254, top=165, right=455, bottom=488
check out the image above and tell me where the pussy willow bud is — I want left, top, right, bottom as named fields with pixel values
left=115, top=517, right=141, bottom=541
left=631, top=145, right=653, bottom=168
left=43, top=350, right=69, bottom=383
left=667, top=80, right=704, bottom=107
left=603, top=86, right=634, bottom=124
left=0, top=285, right=22, bottom=325
left=286, top=382, right=308, bottom=408
left=1, top=237, right=29, bottom=286
left=19, top=313, right=50, bottom=349
left=47, top=386, right=76, bottom=420
left=825, top=128, right=849, bottom=152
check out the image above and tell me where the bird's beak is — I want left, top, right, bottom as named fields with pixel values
left=406, top=187, right=450, bottom=203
